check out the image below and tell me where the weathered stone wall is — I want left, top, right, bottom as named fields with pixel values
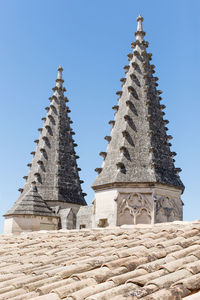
left=93, top=189, right=118, bottom=227
left=48, top=201, right=81, bottom=214
left=59, top=208, right=76, bottom=229
left=4, top=215, right=59, bottom=234
left=93, top=183, right=183, bottom=227
left=76, top=206, right=93, bottom=229
left=154, top=186, right=183, bottom=223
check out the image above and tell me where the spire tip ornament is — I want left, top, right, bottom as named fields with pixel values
left=135, top=14, right=145, bottom=40
left=56, top=65, right=64, bottom=88
left=57, top=65, right=63, bottom=72
left=137, top=14, right=144, bottom=22
left=137, top=15, right=144, bottom=31
left=57, top=65, right=63, bottom=78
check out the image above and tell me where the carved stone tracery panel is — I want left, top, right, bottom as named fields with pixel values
left=155, top=195, right=182, bottom=223
left=117, top=192, right=152, bottom=225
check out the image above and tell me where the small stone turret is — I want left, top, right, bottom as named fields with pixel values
left=7, top=182, right=55, bottom=217
left=4, top=66, right=87, bottom=233
left=92, top=16, right=184, bottom=227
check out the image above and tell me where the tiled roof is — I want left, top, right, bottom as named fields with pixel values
left=0, top=221, right=200, bottom=299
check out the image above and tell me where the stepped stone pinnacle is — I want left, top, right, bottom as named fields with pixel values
left=93, top=15, right=184, bottom=190
left=6, top=182, right=54, bottom=217
left=5, top=66, right=86, bottom=219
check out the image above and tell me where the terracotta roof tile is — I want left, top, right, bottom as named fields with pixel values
left=52, top=278, right=97, bottom=298
left=29, top=293, right=60, bottom=300
left=181, top=229, right=200, bottom=238
left=147, top=269, right=192, bottom=288
left=159, top=255, right=197, bottom=273
left=191, top=249, right=200, bottom=259
left=86, top=282, right=137, bottom=300
left=103, top=257, right=146, bottom=270
left=127, top=269, right=168, bottom=286
left=146, top=247, right=168, bottom=259
left=108, top=269, right=148, bottom=285
left=164, top=244, right=182, bottom=254
left=37, top=278, right=75, bottom=295
left=59, top=264, right=93, bottom=279
left=25, top=276, right=61, bottom=292
left=139, top=286, right=189, bottom=300
left=173, top=273, right=200, bottom=291
left=124, top=283, right=159, bottom=299
left=180, top=260, right=200, bottom=274
left=10, top=291, right=38, bottom=299
left=136, top=256, right=174, bottom=272
left=0, top=275, right=28, bottom=289
left=167, top=244, right=200, bottom=259
left=67, top=281, right=115, bottom=300
left=156, top=236, right=185, bottom=248
left=71, top=266, right=113, bottom=283
left=0, top=274, right=16, bottom=282
left=0, top=221, right=199, bottom=299
left=0, top=285, right=15, bottom=295
left=0, top=288, right=27, bottom=300
left=77, top=256, right=118, bottom=268
left=183, top=291, right=200, bottom=300
left=115, top=245, right=148, bottom=258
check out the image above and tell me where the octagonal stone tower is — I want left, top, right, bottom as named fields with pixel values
left=4, top=66, right=87, bottom=233
left=92, top=16, right=184, bottom=227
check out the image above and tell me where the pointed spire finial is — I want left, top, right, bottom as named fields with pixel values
left=57, top=66, right=63, bottom=79
left=137, top=15, right=144, bottom=31
left=135, top=15, right=145, bottom=41
left=56, top=66, right=64, bottom=88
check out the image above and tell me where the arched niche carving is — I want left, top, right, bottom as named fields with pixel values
left=136, top=208, right=151, bottom=224
left=117, top=192, right=152, bottom=225
left=155, top=196, right=182, bottom=223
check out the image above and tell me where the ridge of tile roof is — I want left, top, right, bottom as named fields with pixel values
left=0, top=221, right=199, bottom=300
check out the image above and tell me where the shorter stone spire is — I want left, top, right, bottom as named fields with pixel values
left=5, top=181, right=54, bottom=217
left=7, top=66, right=86, bottom=208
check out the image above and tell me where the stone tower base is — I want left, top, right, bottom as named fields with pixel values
left=4, top=215, right=59, bottom=234
left=93, top=183, right=183, bottom=228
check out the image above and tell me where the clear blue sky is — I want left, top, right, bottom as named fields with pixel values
left=0, top=0, right=199, bottom=232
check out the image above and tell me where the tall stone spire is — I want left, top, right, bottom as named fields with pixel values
left=5, top=66, right=86, bottom=224
left=92, top=16, right=184, bottom=227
